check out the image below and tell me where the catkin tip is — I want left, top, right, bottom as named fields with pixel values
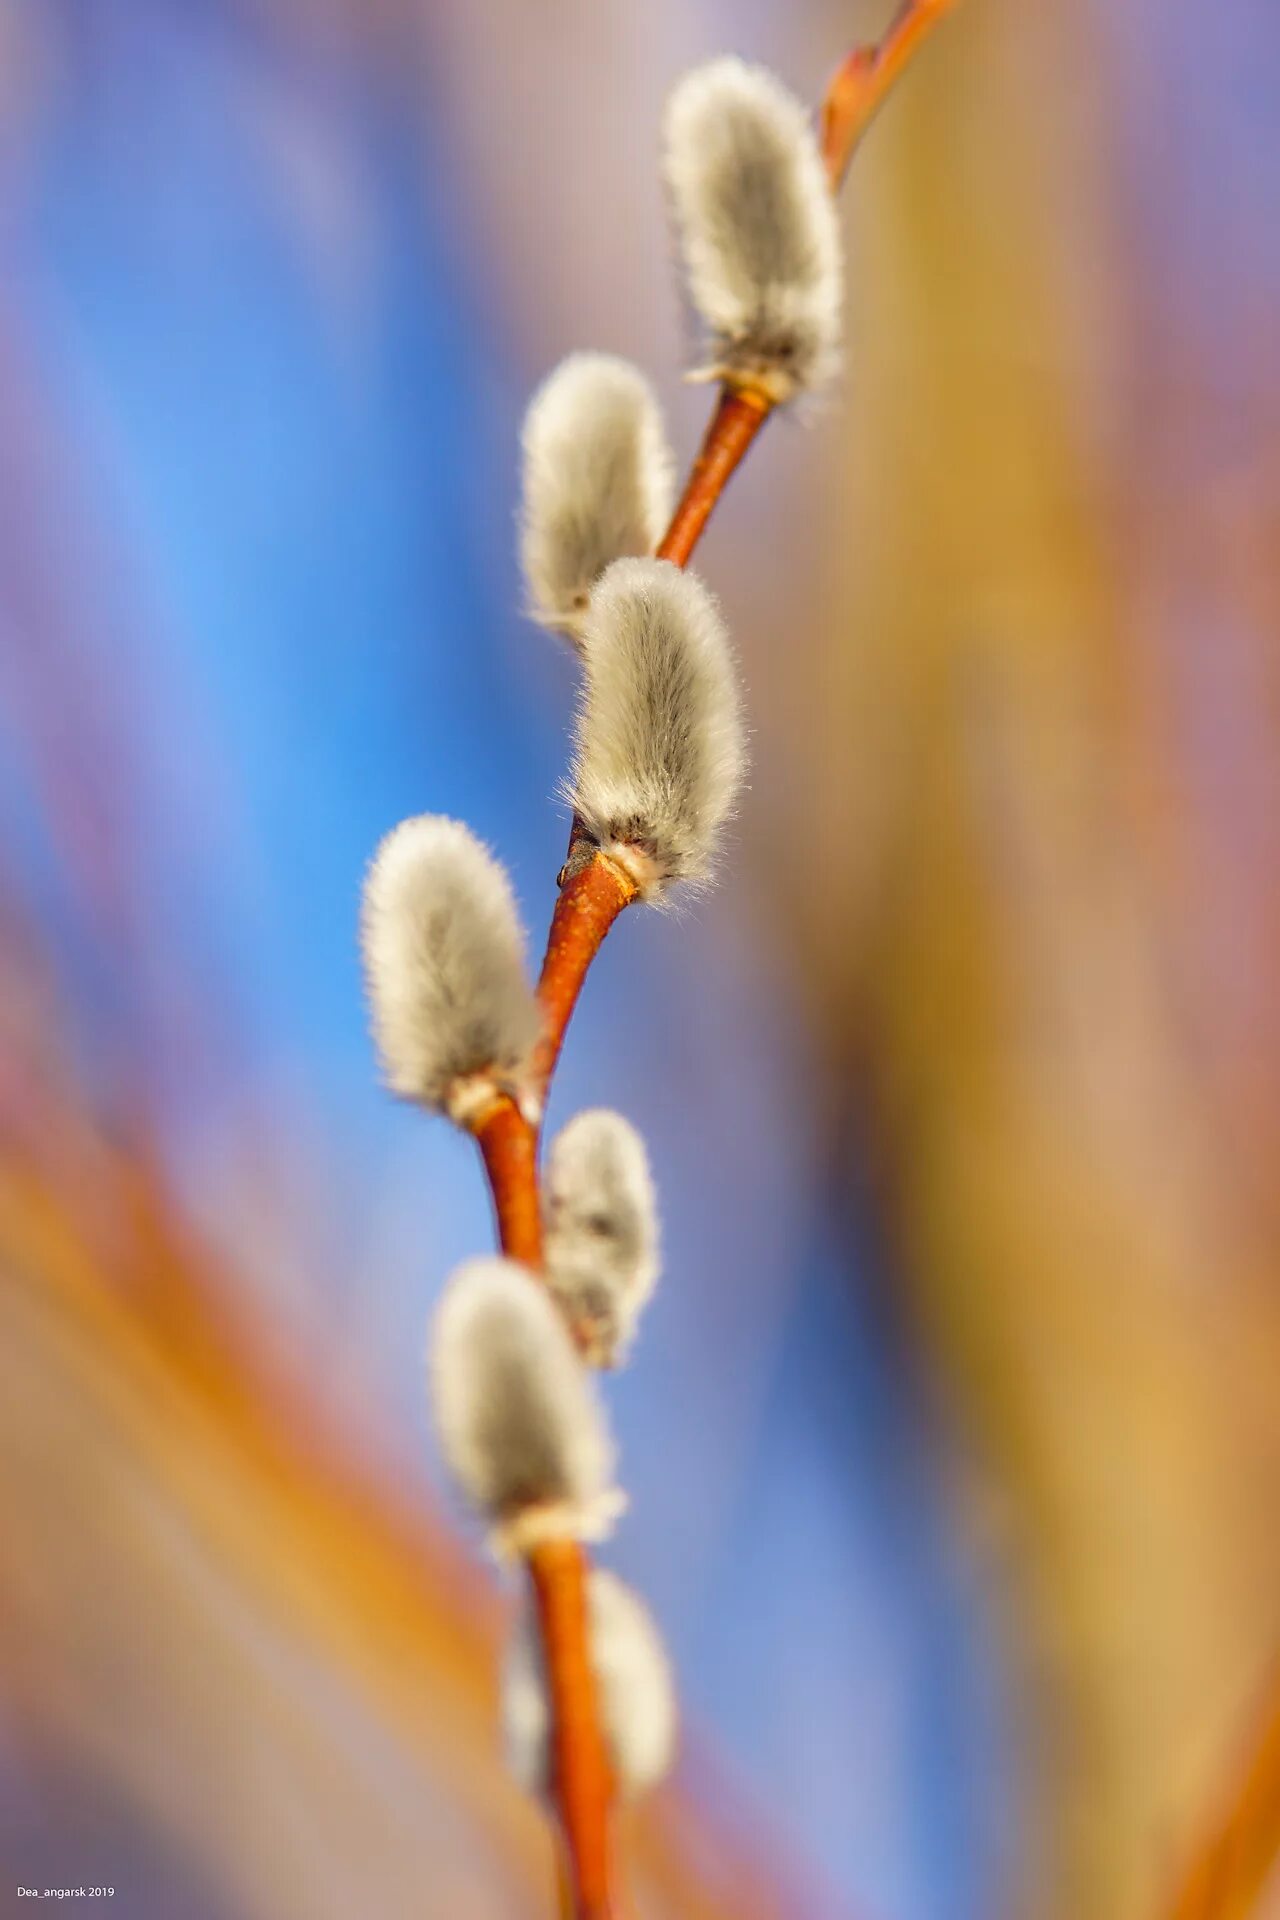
left=544, top=1109, right=660, bottom=1366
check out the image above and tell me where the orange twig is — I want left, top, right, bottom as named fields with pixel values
left=820, top=0, right=961, bottom=187
left=473, top=13, right=962, bottom=1914
left=472, top=848, right=635, bottom=1293
left=528, top=1539, right=617, bottom=1920
left=474, top=1099, right=542, bottom=1265
left=534, top=844, right=638, bottom=1095
left=656, top=386, right=772, bottom=567
left=1163, top=1671, right=1280, bottom=1920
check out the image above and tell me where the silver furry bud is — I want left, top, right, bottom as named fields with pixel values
left=566, top=557, right=746, bottom=899
left=664, top=57, right=843, bottom=402
left=360, top=816, right=541, bottom=1123
left=429, top=1259, right=622, bottom=1552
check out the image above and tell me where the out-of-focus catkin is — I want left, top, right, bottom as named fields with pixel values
left=504, top=1570, right=677, bottom=1799
left=544, top=1109, right=659, bottom=1366
left=429, top=1259, right=621, bottom=1550
left=520, top=353, right=675, bottom=643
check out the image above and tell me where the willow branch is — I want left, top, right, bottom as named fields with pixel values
left=525, top=0, right=962, bottom=1080
left=473, top=845, right=636, bottom=1273
left=470, top=1085, right=620, bottom=1915
left=470, top=857, right=633, bottom=1913
left=471, top=10, right=961, bottom=1913
left=533, top=0, right=962, bottom=1085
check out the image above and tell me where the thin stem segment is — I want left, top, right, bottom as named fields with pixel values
left=528, top=1539, right=616, bottom=1920
left=474, top=1098, right=542, bottom=1265
left=534, top=847, right=638, bottom=1095
left=820, top=0, right=961, bottom=187
left=656, top=386, right=771, bottom=567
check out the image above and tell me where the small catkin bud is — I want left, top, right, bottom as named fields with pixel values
left=504, top=1571, right=677, bottom=1800
left=544, top=1110, right=659, bottom=1366
left=663, top=57, right=843, bottom=403
left=521, top=353, right=675, bottom=643
left=429, top=1258, right=621, bottom=1551
left=566, top=557, right=746, bottom=899
left=360, top=816, right=542, bottom=1123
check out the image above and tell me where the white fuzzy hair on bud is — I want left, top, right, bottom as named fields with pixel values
left=360, top=816, right=542, bottom=1123
left=663, top=57, right=842, bottom=403
left=544, top=1110, right=659, bottom=1367
left=429, top=1259, right=622, bottom=1552
left=504, top=1570, right=677, bottom=1800
left=520, top=354, right=676, bottom=643
left=566, top=557, right=745, bottom=898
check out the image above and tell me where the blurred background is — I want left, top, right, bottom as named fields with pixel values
left=1, top=2, right=1279, bottom=1917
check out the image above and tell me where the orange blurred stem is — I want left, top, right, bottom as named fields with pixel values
left=1163, top=1670, right=1280, bottom=1920
left=528, top=1539, right=616, bottom=1920
left=534, top=843, right=637, bottom=1096
left=474, top=1099, right=542, bottom=1265
left=820, top=0, right=962, bottom=187
left=656, top=386, right=771, bottom=567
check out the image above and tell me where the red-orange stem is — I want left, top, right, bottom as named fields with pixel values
left=820, top=0, right=961, bottom=187
left=474, top=1099, right=542, bottom=1264
left=534, top=849, right=637, bottom=1095
left=656, top=386, right=771, bottom=568
left=1163, top=1669, right=1280, bottom=1920
left=528, top=1540, right=616, bottom=1920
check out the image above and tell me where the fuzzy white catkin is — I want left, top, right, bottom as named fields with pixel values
left=521, top=354, right=675, bottom=642
left=663, top=57, right=842, bottom=402
left=504, top=1571, right=677, bottom=1800
left=429, top=1259, right=619, bottom=1547
left=567, top=557, right=745, bottom=898
left=360, top=816, right=541, bottom=1119
left=543, top=1110, right=659, bottom=1367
